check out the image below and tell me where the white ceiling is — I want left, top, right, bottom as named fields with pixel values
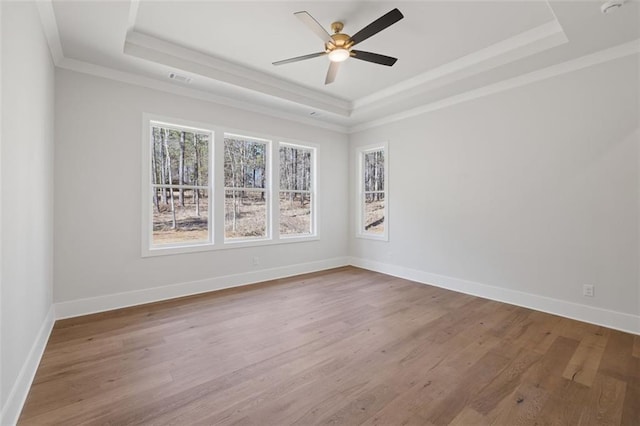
left=47, top=1, right=640, bottom=131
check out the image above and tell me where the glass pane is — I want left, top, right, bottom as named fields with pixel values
left=364, top=193, right=384, bottom=234
left=151, top=126, right=209, bottom=186
left=280, top=192, right=311, bottom=236
left=184, top=132, right=210, bottom=186
left=224, top=136, right=267, bottom=189
left=225, top=190, right=267, bottom=239
left=364, top=150, right=384, bottom=192
left=280, top=145, right=312, bottom=191
left=152, top=187, right=209, bottom=245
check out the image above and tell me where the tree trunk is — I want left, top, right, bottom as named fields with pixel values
left=374, top=152, right=380, bottom=201
left=226, top=143, right=238, bottom=232
left=193, top=134, right=200, bottom=216
left=151, top=132, right=160, bottom=213
left=159, top=132, right=167, bottom=204
left=178, top=131, right=185, bottom=207
left=163, top=128, right=177, bottom=229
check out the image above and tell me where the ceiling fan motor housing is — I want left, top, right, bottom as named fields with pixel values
left=326, top=23, right=352, bottom=53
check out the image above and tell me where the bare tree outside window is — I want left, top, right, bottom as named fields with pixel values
left=279, top=144, right=314, bottom=236
left=151, top=124, right=210, bottom=246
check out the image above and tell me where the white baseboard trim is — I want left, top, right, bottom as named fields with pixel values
left=349, top=257, right=640, bottom=336
left=55, top=257, right=350, bottom=319
left=51, top=254, right=640, bottom=330
left=1, top=306, right=55, bottom=426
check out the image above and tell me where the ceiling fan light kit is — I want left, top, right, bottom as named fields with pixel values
left=328, top=48, right=350, bottom=63
left=273, top=8, right=404, bottom=84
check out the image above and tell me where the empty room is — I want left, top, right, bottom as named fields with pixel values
left=1, top=0, right=639, bottom=425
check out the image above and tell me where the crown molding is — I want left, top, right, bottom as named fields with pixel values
left=124, top=31, right=352, bottom=117
left=57, top=56, right=350, bottom=134
left=349, top=38, right=640, bottom=133
left=127, top=0, right=140, bottom=34
left=352, top=19, right=568, bottom=116
left=35, top=0, right=63, bottom=66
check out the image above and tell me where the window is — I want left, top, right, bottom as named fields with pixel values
left=147, top=121, right=212, bottom=250
left=357, top=143, right=388, bottom=240
left=224, top=134, right=269, bottom=241
left=279, top=144, right=315, bottom=237
left=142, top=115, right=317, bottom=256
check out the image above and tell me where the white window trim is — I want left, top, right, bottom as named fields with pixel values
left=355, top=141, right=389, bottom=241
left=223, top=133, right=272, bottom=243
left=141, top=114, right=215, bottom=257
left=141, top=114, right=319, bottom=257
left=278, top=141, right=318, bottom=239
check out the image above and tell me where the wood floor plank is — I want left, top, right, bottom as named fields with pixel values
left=578, top=374, right=627, bottom=425
left=488, top=381, right=550, bottom=425
left=621, top=379, right=640, bottom=426
left=562, top=327, right=609, bottom=386
left=17, top=267, right=640, bottom=425
left=633, top=335, right=640, bottom=358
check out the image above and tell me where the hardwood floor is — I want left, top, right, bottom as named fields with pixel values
left=19, top=267, right=640, bottom=425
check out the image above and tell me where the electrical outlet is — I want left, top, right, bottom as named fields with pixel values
left=252, top=256, right=260, bottom=266
left=583, top=285, right=594, bottom=297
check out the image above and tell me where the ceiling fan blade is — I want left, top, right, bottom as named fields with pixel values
left=349, top=8, right=404, bottom=47
left=351, top=50, right=397, bottom=66
left=294, top=11, right=333, bottom=44
left=272, top=52, right=327, bottom=66
left=325, top=61, right=340, bottom=85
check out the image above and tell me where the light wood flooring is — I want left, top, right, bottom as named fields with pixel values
left=19, top=266, right=640, bottom=425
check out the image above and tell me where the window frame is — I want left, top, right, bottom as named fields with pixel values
left=278, top=142, right=318, bottom=239
left=141, top=114, right=319, bottom=257
left=355, top=142, right=389, bottom=241
left=223, top=132, right=272, bottom=243
left=142, top=115, right=215, bottom=257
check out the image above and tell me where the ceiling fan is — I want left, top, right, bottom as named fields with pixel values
left=273, top=8, right=404, bottom=85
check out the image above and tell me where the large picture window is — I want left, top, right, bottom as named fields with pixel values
left=142, top=115, right=317, bottom=256
left=357, top=143, right=388, bottom=240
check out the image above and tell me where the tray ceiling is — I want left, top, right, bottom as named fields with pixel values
left=46, top=1, right=640, bottom=131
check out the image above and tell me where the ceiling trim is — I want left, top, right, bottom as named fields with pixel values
left=34, top=0, right=349, bottom=133
left=124, top=31, right=352, bottom=117
left=56, top=56, right=349, bottom=134
left=32, top=0, right=640, bottom=135
left=350, top=38, right=640, bottom=133
left=123, top=5, right=568, bottom=120
left=127, top=0, right=140, bottom=34
left=351, top=19, right=567, bottom=115
left=35, top=0, right=63, bottom=66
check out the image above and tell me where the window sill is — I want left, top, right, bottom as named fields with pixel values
left=142, top=235, right=319, bottom=258
left=355, top=233, right=389, bottom=242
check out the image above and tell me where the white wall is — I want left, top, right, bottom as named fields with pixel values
left=1, top=1, right=55, bottom=423
left=350, top=55, right=640, bottom=330
left=54, top=69, right=349, bottom=310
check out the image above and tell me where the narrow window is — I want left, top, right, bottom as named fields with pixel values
left=279, top=143, right=315, bottom=236
left=357, top=143, right=388, bottom=240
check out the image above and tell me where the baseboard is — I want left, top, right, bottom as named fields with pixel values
left=349, top=257, right=640, bottom=335
left=55, top=257, right=350, bottom=319
left=1, top=306, right=55, bottom=426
